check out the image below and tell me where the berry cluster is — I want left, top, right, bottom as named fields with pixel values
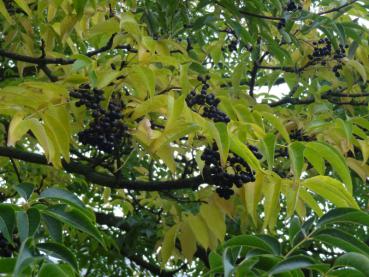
left=0, top=233, right=14, bottom=257
left=290, top=129, right=313, bottom=141
left=286, top=1, right=302, bottom=12
left=308, top=39, right=348, bottom=77
left=70, top=84, right=129, bottom=153
left=186, top=76, right=230, bottom=123
left=201, top=144, right=262, bottom=199
left=277, top=18, right=286, bottom=30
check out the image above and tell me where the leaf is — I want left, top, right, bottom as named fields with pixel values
left=303, top=147, right=325, bottom=175
left=40, top=188, right=85, bottom=210
left=88, top=18, right=120, bottom=37
left=313, top=228, right=369, bottom=257
left=229, top=134, right=261, bottom=171
left=96, top=70, right=121, bottom=89
left=335, top=253, right=369, bottom=275
left=263, top=174, right=281, bottom=232
left=200, top=204, right=226, bottom=242
left=305, top=141, right=352, bottom=192
left=0, top=258, right=16, bottom=273
left=0, top=0, right=14, bottom=24
left=224, top=235, right=280, bottom=255
left=72, top=0, right=87, bottom=16
left=39, top=264, right=68, bottom=277
left=317, top=208, right=369, bottom=227
left=161, top=225, right=178, bottom=265
left=14, top=0, right=32, bottom=16
left=245, top=171, right=264, bottom=226
left=346, top=60, right=367, bottom=83
left=178, top=222, right=197, bottom=261
left=260, top=112, right=290, bottom=143
left=41, top=205, right=104, bottom=247
left=37, top=242, right=78, bottom=271
left=207, top=121, right=229, bottom=166
left=16, top=211, right=29, bottom=243
left=14, top=183, right=34, bottom=200
left=186, top=214, right=209, bottom=249
left=302, top=176, right=358, bottom=208
left=42, top=214, right=62, bottom=242
left=13, top=237, right=36, bottom=277
left=0, top=204, right=15, bottom=242
left=288, top=142, right=305, bottom=179
left=268, top=255, right=315, bottom=275
left=260, top=133, right=276, bottom=170
left=27, top=208, right=40, bottom=237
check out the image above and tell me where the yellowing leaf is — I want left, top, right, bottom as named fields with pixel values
left=305, top=141, right=352, bottom=192
left=261, top=112, right=291, bottom=143
left=200, top=204, right=226, bottom=242
left=245, top=171, right=264, bottom=226
left=96, top=70, right=121, bottom=89
left=14, top=0, right=32, bottom=16
left=262, top=174, right=281, bottom=233
left=358, top=140, right=369, bottom=164
left=347, top=157, right=369, bottom=182
left=178, top=222, right=197, bottom=261
left=346, top=59, right=367, bottom=83
left=302, top=176, right=358, bottom=209
left=161, top=225, right=178, bottom=265
left=299, top=188, right=323, bottom=217
left=288, top=142, right=305, bottom=179
left=186, top=214, right=209, bottom=249
left=229, top=134, right=261, bottom=171
left=0, top=0, right=14, bottom=24
left=88, top=18, right=120, bottom=38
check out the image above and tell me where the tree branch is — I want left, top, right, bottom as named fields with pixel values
left=317, top=0, right=358, bottom=15
left=0, top=146, right=205, bottom=191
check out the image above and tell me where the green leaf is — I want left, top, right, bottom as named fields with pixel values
left=27, top=208, right=40, bottom=237
left=42, top=214, right=62, bottom=242
left=305, top=141, right=352, bottom=192
left=335, top=253, right=369, bottom=275
left=39, top=188, right=86, bottom=210
left=0, top=258, right=16, bottom=273
left=288, top=142, right=305, bottom=179
left=260, top=133, right=276, bottom=170
left=224, top=235, right=280, bottom=255
left=16, top=211, right=29, bottom=243
left=13, top=237, right=36, bottom=276
left=72, top=0, right=87, bottom=16
left=14, top=183, right=34, bottom=201
left=317, top=208, right=369, bottom=227
left=41, top=205, right=104, bottom=247
left=39, top=263, right=68, bottom=277
left=209, top=251, right=222, bottom=269
left=37, top=242, right=78, bottom=271
left=313, top=228, right=369, bottom=257
left=0, top=204, right=15, bottom=242
left=268, top=255, right=316, bottom=274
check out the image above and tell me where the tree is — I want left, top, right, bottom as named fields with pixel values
left=0, top=0, right=368, bottom=275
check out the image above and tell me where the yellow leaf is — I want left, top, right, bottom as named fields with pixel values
left=262, top=174, right=281, bottom=233
left=186, top=214, right=209, bottom=249
left=178, top=222, right=197, bottom=261
left=245, top=171, right=264, bottom=226
left=347, top=157, right=369, bottom=182
left=358, top=140, right=369, bottom=165
left=0, top=0, right=14, bottom=24
left=200, top=204, right=226, bottom=242
left=88, top=18, right=120, bottom=38
left=346, top=59, right=367, bottom=83
left=7, top=113, right=28, bottom=146
left=260, top=112, right=291, bottom=143
left=161, top=225, right=178, bottom=265
left=14, top=0, right=32, bottom=16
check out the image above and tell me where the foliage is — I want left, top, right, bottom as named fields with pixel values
left=0, top=0, right=368, bottom=276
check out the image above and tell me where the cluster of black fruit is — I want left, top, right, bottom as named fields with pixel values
left=290, top=129, right=313, bottom=141
left=70, top=84, right=128, bottom=153
left=277, top=19, right=287, bottom=30
left=0, top=233, right=14, bottom=257
left=186, top=76, right=230, bottom=123
left=201, top=144, right=262, bottom=199
left=286, top=1, right=302, bottom=12
left=308, top=38, right=348, bottom=77
left=175, top=155, right=197, bottom=177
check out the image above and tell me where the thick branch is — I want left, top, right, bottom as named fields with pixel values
left=0, top=146, right=205, bottom=191
left=317, top=0, right=358, bottom=15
